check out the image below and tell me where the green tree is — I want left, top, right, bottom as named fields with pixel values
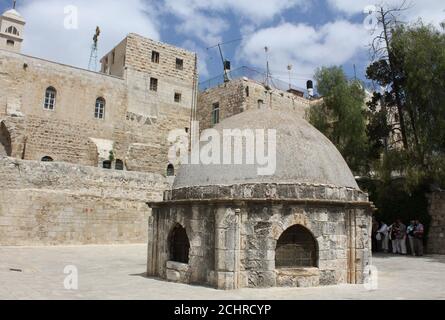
left=307, top=66, right=369, bottom=174
left=367, top=22, right=445, bottom=188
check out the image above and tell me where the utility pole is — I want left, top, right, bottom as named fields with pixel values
left=287, top=64, right=293, bottom=90
left=265, top=47, right=271, bottom=89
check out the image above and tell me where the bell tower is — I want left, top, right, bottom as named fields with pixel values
left=0, top=1, right=26, bottom=53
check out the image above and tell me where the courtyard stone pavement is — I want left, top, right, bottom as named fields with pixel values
left=0, top=244, right=444, bottom=300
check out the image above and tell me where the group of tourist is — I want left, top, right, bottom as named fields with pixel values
left=372, top=219, right=425, bottom=256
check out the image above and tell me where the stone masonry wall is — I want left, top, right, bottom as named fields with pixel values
left=0, top=48, right=191, bottom=175
left=148, top=200, right=372, bottom=289
left=427, top=191, right=445, bottom=254
left=0, top=157, right=169, bottom=246
left=197, top=78, right=312, bottom=131
left=124, top=34, right=196, bottom=118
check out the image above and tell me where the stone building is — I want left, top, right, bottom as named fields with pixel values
left=0, top=6, right=196, bottom=245
left=147, top=108, right=374, bottom=289
left=0, top=7, right=196, bottom=176
left=197, top=77, right=314, bottom=131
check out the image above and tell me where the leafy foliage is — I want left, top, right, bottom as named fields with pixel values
left=307, top=66, right=369, bottom=174
left=366, top=23, right=445, bottom=189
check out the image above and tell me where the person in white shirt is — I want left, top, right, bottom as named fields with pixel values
left=377, top=222, right=389, bottom=253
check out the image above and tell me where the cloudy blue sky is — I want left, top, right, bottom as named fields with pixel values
left=1, top=0, right=444, bottom=88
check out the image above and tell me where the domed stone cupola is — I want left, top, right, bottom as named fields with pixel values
left=147, top=108, right=374, bottom=290
left=0, top=3, right=26, bottom=53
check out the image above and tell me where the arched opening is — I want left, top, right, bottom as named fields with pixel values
left=167, top=164, right=175, bottom=177
left=168, top=224, right=190, bottom=264
left=275, top=225, right=318, bottom=268
left=0, top=122, right=12, bottom=157
left=6, top=26, right=19, bottom=36
left=95, top=97, right=105, bottom=119
left=41, top=156, right=54, bottom=162
left=115, top=159, right=124, bottom=171
left=44, top=87, right=57, bottom=110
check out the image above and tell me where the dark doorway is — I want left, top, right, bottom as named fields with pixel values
left=0, top=122, right=12, bottom=157
left=41, top=156, right=54, bottom=162
left=276, top=225, right=318, bottom=268
left=169, top=224, right=190, bottom=264
left=167, top=164, right=175, bottom=177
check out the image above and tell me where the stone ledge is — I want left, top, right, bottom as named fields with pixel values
left=166, top=183, right=370, bottom=203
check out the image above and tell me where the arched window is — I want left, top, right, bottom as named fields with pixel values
left=275, top=225, right=317, bottom=268
left=5, top=26, right=19, bottom=36
left=103, top=160, right=112, bottom=169
left=41, top=156, right=54, bottom=162
left=115, top=159, right=124, bottom=171
left=95, top=97, right=105, bottom=119
left=167, top=164, right=175, bottom=177
left=169, top=224, right=190, bottom=264
left=44, top=87, right=57, bottom=110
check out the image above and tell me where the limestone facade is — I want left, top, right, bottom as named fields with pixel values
left=197, top=78, right=313, bottom=131
left=0, top=32, right=195, bottom=176
left=0, top=157, right=167, bottom=246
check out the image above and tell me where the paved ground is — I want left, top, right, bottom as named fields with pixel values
left=0, top=244, right=444, bottom=300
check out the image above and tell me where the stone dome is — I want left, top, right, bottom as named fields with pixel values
left=2, top=9, right=25, bottom=22
left=173, top=108, right=359, bottom=190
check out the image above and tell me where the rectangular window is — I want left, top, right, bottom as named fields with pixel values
left=176, top=58, right=184, bottom=70
left=151, top=51, right=160, bottom=63
left=174, top=92, right=182, bottom=103
left=44, top=89, right=56, bottom=110
left=150, top=78, right=158, bottom=92
left=212, top=102, right=220, bottom=125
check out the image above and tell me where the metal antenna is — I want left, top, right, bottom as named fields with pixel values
left=88, top=26, right=100, bottom=71
left=207, top=38, right=242, bottom=83
left=13, top=0, right=17, bottom=9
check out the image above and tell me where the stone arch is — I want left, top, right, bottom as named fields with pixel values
left=168, top=223, right=190, bottom=264
left=271, top=212, right=313, bottom=241
left=275, top=225, right=318, bottom=268
left=0, top=121, right=12, bottom=157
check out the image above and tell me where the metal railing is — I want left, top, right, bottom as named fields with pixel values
left=199, top=66, right=308, bottom=95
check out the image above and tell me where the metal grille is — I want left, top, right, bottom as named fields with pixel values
left=276, top=225, right=317, bottom=268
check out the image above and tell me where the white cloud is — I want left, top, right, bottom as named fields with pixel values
left=328, top=0, right=445, bottom=26
left=165, top=0, right=305, bottom=22
left=163, top=0, right=307, bottom=45
left=18, top=0, right=159, bottom=69
left=239, top=21, right=372, bottom=87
